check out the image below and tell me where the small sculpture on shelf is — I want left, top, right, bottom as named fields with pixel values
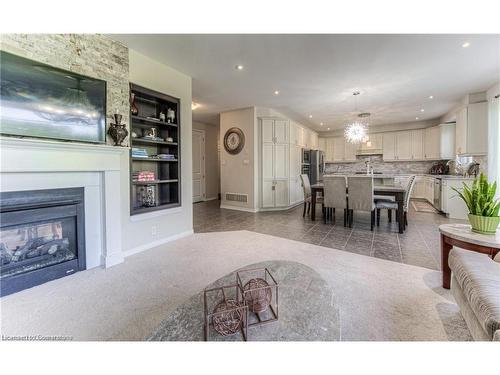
left=107, top=114, right=129, bottom=147
left=159, top=111, right=166, bottom=122
left=167, top=108, right=175, bottom=124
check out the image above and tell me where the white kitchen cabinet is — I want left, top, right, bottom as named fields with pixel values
left=310, top=132, right=318, bottom=149
left=383, top=132, right=397, bottom=161
left=359, top=133, right=383, bottom=152
left=441, top=178, right=473, bottom=219
left=411, top=176, right=425, bottom=199
left=439, top=123, right=456, bottom=160
left=396, top=131, right=412, bottom=160
left=344, top=140, right=357, bottom=161
left=318, top=137, right=326, bottom=152
left=274, top=119, right=288, bottom=144
left=411, top=129, right=424, bottom=160
left=424, top=127, right=440, bottom=160
left=455, top=102, right=488, bottom=155
left=333, top=137, right=345, bottom=162
left=325, top=138, right=335, bottom=162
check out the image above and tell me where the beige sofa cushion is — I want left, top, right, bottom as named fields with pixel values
left=449, top=248, right=500, bottom=339
left=494, top=252, right=500, bottom=263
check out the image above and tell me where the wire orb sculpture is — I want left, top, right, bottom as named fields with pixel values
left=212, top=299, right=244, bottom=336
left=243, top=278, right=272, bottom=313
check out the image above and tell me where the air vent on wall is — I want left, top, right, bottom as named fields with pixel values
left=225, top=193, right=248, bottom=203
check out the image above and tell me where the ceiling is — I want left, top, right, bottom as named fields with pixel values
left=112, top=34, right=500, bottom=131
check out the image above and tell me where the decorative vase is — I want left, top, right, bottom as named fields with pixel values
left=130, top=93, right=139, bottom=116
left=107, top=114, right=129, bottom=146
left=468, top=214, right=500, bottom=234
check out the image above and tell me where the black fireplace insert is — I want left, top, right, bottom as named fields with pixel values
left=0, top=188, right=85, bottom=296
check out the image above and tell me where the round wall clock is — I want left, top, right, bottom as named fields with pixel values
left=223, top=127, right=245, bottom=155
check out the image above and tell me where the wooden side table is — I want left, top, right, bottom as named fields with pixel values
left=439, top=224, right=500, bottom=289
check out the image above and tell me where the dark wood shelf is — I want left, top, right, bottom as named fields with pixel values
left=130, top=83, right=181, bottom=216
left=132, top=179, right=179, bottom=185
left=131, top=157, right=178, bottom=162
left=132, top=138, right=178, bottom=146
left=131, top=115, right=178, bottom=127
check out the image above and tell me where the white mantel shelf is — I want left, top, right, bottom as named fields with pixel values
left=0, top=136, right=128, bottom=173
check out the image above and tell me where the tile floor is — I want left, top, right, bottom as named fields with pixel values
left=194, top=199, right=465, bottom=271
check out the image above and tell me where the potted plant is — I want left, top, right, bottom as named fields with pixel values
left=452, top=173, right=500, bottom=234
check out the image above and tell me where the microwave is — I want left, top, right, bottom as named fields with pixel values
left=302, top=149, right=311, bottom=164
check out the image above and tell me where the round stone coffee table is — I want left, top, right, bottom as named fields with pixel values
left=148, top=260, right=341, bottom=341
left=439, top=223, right=500, bottom=289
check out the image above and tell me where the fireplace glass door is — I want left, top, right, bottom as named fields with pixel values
left=1, top=217, right=77, bottom=280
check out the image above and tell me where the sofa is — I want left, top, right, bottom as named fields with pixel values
left=449, top=248, right=500, bottom=341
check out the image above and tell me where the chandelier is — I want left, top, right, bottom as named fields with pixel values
left=344, top=91, right=369, bottom=144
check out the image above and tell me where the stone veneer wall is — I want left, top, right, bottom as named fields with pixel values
left=0, top=34, right=130, bottom=146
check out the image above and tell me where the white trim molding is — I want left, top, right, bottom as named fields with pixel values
left=123, top=229, right=194, bottom=258
left=219, top=204, right=258, bottom=213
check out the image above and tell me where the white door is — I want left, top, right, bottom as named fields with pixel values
left=262, top=143, right=274, bottom=180
left=192, top=129, right=205, bottom=203
left=396, top=131, right=412, bottom=160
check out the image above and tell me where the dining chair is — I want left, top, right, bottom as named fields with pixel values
left=322, top=175, right=348, bottom=225
left=375, top=175, right=416, bottom=229
left=300, top=174, right=323, bottom=217
left=346, top=176, right=375, bottom=230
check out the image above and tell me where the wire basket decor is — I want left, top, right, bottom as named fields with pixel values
left=242, top=278, right=272, bottom=313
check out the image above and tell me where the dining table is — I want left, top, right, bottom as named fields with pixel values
left=310, top=182, right=407, bottom=233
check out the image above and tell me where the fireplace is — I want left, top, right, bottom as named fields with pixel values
left=0, top=188, right=85, bottom=296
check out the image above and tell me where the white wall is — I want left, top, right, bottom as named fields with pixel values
left=193, top=121, right=220, bottom=200
left=219, top=107, right=257, bottom=211
left=122, top=49, right=193, bottom=255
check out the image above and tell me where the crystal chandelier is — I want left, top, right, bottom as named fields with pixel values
left=344, top=91, right=368, bottom=144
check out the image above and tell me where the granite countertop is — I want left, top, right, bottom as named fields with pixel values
left=439, top=223, right=500, bottom=247
left=325, top=173, right=475, bottom=180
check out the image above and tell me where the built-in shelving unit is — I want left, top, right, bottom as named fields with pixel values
left=129, top=83, right=181, bottom=215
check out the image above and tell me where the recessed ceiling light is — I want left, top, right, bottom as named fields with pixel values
left=420, top=109, right=425, bottom=112
left=462, top=42, right=470, bottom=48
left=320, top=122, right=323, bottom=126
left=274, top=90, right=280, bottom=95
left=415, top=117, right=419, bottom=120
left=428, top=95, right=434, bottom=99
left=327, top=127, right=330, bottom=130
left=235, top=64, right=244, bottom=70
left=309, top=115, right=313, bottom=118
left=191, top=102, right=200, bottom=110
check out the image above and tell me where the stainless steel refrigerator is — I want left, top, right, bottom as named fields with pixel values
left=310, top=150, right=325, bottom=185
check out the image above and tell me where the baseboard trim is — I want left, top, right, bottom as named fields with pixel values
left=123, top=229, right=194, bottom=258
left=219, top=204, right=258, bottom=213
left=204, top=197, right=218, bottom=201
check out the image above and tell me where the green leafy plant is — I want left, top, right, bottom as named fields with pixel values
left=452, top=173, right=500, bottom=217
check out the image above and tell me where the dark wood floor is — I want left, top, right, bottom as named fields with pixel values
left=194, top=199, right=465, bottom=270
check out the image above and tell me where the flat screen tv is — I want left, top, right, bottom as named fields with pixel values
left=0, top=51, right=106, bottom=143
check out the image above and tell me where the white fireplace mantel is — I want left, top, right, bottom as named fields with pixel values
left=0, top=136, right=128, bottom=269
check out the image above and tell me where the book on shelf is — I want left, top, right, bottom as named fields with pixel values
left=132, top=148, right=149, bottom=158
left=132, top=171, right=156, bottom=182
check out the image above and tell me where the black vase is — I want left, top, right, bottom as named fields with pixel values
left=108, top=114, right=128, bottom=146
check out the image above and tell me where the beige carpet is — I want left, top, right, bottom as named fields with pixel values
left=0, top=230, right=471, bottom=341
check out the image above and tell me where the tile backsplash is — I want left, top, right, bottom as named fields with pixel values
left=325, top=154, right=488, bottom=176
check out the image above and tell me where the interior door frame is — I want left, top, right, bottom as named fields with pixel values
left=192, top=128, right=206, bottom=203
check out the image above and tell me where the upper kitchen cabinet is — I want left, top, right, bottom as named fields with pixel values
left=382, top=132, right=397, bottom=161
left=396, top=131, right=412, bottom=160
left=383, top=129, right=427, bottom=161
left=410, top=129, right=424, bottom=160
left=333, top=137, right=345, bottom=162
left=439, top=123, right=455, bottom=160
left=455, top=102, right=488, bottom=156
left=424, top=126, right=441, bottom=160
left=344, top=140, right=357, bottom=161
left=318, top=137, right=326, bottom=152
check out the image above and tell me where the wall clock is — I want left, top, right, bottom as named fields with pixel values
left=223, top=127, right=245, bottom=155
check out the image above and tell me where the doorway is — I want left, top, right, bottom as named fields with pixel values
left=192, top=129, right=206, bottom=202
